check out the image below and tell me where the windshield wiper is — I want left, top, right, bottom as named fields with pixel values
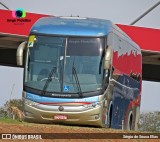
left=41, top=66, right=57, bottom=96
left=72, top=58, right=83, bottom=98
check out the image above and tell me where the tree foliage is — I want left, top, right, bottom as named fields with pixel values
left=0, top=99, right=23, bottom=118
left=138, top=111, right=160, bottom=132
left=4, top=99, right=23, bottom=111
left=0, top=107, right=7, bottom=118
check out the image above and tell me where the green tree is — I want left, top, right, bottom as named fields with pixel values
left=4, top=99, right=23, bottom=111
left=139, top=111, right=160, bottom=132
left=0, top=107, right=7, bottom=118
left=3, top=99, right=23, bottom=120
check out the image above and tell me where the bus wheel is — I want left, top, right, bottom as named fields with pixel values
left=108, top=104, right=112, bottom=128
left=105, top=103, right=112, bottom=128
left=134, top=106, right=140, bottom=131
left=126, top=106, right=140, bottom=130
left=127, top=111, right=133, bottom=130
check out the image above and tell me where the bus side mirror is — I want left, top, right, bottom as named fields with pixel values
left=104, top=46, right=112, bottom=70
left=17, top=41, right=27, bottom=66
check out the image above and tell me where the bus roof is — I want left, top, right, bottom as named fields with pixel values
left=30, top=17, right=113, bottom=37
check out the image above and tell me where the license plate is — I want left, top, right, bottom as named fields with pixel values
left=54, top=115, right=67, bottom=120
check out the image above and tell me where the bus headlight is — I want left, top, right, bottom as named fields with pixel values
left=84, top=102, right=102, bottom=109
left=24, top=99, right=39, bottom=106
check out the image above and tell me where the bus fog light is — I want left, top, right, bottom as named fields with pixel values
left=95, top=114, right=100, bottom=119
left=25, top=111, right=32, bottom=116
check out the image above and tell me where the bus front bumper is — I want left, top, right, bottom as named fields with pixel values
left=24, top=102, right=105, bottom=127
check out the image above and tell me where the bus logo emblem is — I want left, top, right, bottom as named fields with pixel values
left=58, top=106, right=64, bottom=111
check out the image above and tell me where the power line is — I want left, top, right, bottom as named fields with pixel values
left=9, top=83, right=15, bottom=101
left=130, top=1, right=160, bottom=25
left=0, top=1, right=10, bottom=10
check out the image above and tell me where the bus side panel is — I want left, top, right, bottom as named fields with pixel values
left=110, top=33, right=142, bottom=130
left=111, top=74, right=141, bottom=129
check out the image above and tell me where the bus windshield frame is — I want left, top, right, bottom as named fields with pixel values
left=24, top=35, right=105, bottom=96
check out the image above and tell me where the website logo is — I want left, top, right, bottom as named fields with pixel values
left=7, top=8, right=31, bottom=25
left=12, top=8, right=26, bottom=18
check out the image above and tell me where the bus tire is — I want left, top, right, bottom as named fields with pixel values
left=125, top=107, right=136, bottom=130
left=127, top=110, right=133, bottom=130
left=105, top=102, right=113, bottom=128
left=134, top=106, right=140, bottom=131
left=100, top=102, right=107, bottom=128
left=125, top=106, right=140, bottom=130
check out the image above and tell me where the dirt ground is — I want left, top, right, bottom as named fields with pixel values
left=0, top=122, right=159, bottom=142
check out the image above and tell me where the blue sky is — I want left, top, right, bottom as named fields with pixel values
left=0, top=0, right=160, bottom=112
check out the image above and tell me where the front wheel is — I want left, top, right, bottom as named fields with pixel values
left=106, top=103, right=113, bottom=128
left=104, top=101, right=112, bottom=128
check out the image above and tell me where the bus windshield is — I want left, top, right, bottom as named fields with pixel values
left=24, top=35, right=104, bottom=95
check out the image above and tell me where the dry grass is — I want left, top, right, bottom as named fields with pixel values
left=0, top=119, right=159, bottom=142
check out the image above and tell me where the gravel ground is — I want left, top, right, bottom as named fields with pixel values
left=0, top=122, right=159, bottom=142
